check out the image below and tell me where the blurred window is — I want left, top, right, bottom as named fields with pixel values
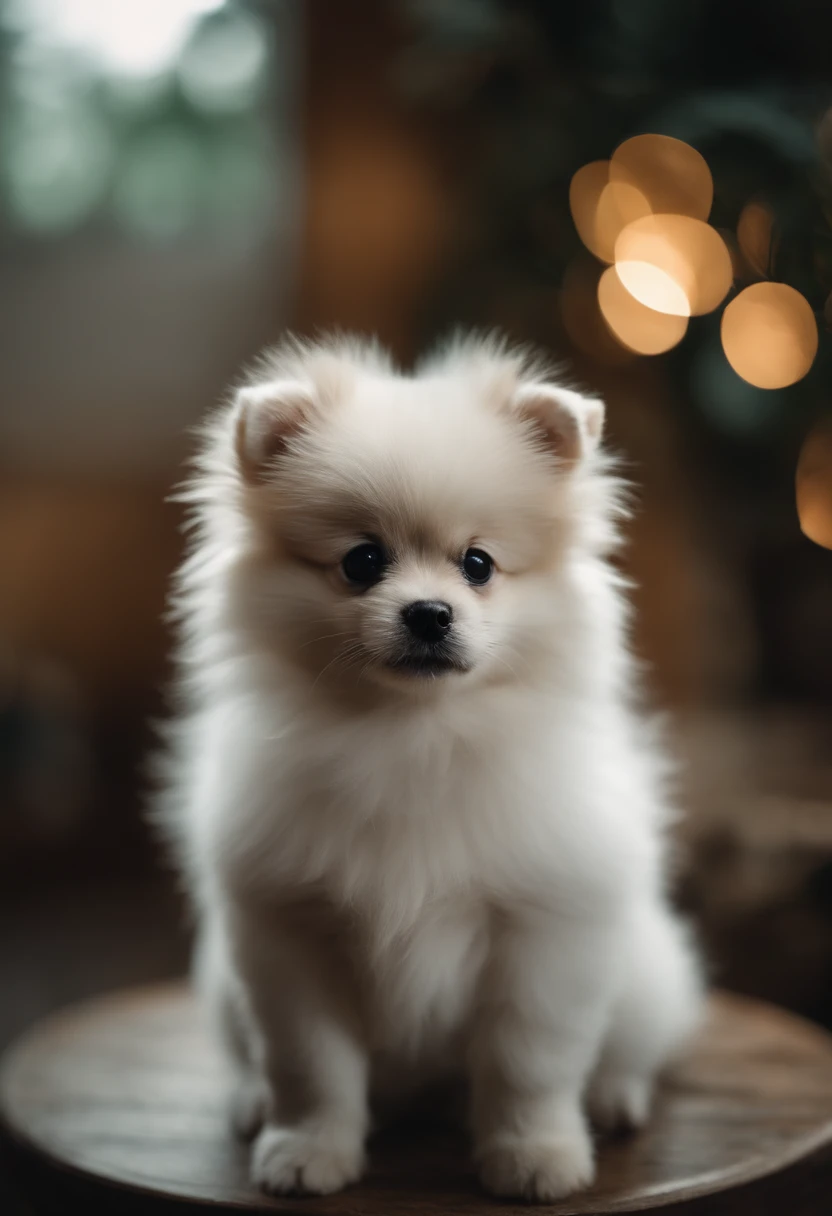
left=1, top=0, right=273, bottom=241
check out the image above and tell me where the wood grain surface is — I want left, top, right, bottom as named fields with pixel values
left=2, top=984, right=832, bottom=1214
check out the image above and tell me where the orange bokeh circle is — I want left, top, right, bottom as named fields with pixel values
left=615, top=215, right=732, bottom=317
left=797, top=426, right=832, bottom=549
left=597, top=266, right=688, bottom=355
left=610, top=134, right=713, bottom=220
left=721, top=283, right=818, bottom=389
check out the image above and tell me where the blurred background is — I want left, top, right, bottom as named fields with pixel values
left=2, top=0, right=832, bottom=1093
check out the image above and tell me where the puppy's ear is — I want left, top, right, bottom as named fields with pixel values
left=512, top=384, right=604, bottom=468
left=234, top=380, right=317, bottom=482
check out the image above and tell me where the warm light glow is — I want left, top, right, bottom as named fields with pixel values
left=615, top=215, right=732, bottom=316
left=560, top=259, right=635, bottom=364
left=721, top=282, right=818, bottom=389
left=569, top=161, right=610, bottom=261
left=597, top=266, right=688, bottom=354
left=610, top=134, right=712, bottom=220
left=592, top=180, right=651, bottom=263
left=718, top=228, right=744, bottom=279
left=614, top=259, right=691, bottom=316
left=569, top=163, right=652, bottom=263
left=737, top=201, right=773, bottom=277
left=797, top=426, right=832, bottom=549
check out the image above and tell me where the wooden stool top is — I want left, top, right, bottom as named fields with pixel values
left=2, top=984, right=832, bottom=1214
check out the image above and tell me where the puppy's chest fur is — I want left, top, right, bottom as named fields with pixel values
left=342, top=890, right=492, bottom=1062
left=216, top=689, right=637, bottom=1059
left=229, top=716, right=510, bottom=1055
left=224, top=689, right=607, bottom=922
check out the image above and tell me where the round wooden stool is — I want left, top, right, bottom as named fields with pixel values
left=2, top=984, right=832, bottom=1215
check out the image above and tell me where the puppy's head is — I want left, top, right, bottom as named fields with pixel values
left=210, top=337, right=613, bottom=696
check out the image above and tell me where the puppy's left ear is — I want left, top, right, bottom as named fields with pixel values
left=234, top=380, right=317, bottom=482
left=512, top=384, right=604, bottom=468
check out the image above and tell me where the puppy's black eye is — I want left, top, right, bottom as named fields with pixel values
left=342, top=542, right=387, bottom=588
left=462, top=548, right=493, bottom=585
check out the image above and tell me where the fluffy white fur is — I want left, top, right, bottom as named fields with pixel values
left=157, top=333, right=703, bottom=1202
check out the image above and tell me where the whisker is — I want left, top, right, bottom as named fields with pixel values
left=501, top=641, right=535, bottom=677
left=356, top=657, right=376, bottom=685
left=295, top=629, right=354, bottom=653
left=490, top=653, right=519, bottom=681
left=485, top=641, right=530, bottom=684
left=311, top=641, right=365, bottom=690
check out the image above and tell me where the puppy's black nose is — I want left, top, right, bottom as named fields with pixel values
left=402, top=600, right=453, bottom=643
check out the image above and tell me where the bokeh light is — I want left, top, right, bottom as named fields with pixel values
left=737, top=201, right=774, bottom=277
left=178, top=8, right=267, bottom=114
left=592, top=179, right=652, bottom=263
left=717, top=227, right=745, bottom=279
left=796, top=426, right=832, bottom=549
left=610, top=134, right=713, bottom=220
left=1, top=0, right=271, bottom=239
left=10, top=0, right=227, bottom=79
left=597, top=265, right=688, bottom=354
left=570, top=137, right=734, bottom=336
left=4, top=98, right=112, bottom=232
left=569, top=160, right=612, bottom=261
left=615, top=215, right=732, bottom=316
left=568, top=161, right=653, bottom=264
left=614, top=255, right=690, bottom=316
left=721, top=282, right=818, bottom=389
left=560, top=259, right=635, bottom=364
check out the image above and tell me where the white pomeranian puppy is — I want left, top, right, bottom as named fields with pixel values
left=157, top=333, right=703, bottom=1202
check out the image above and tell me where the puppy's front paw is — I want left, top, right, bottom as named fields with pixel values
left=587, top=1072, right=651, bottom=1134
left=476, top=1129, right=595, bottom=1202
left=251, top=1122, right=366, bottom=1195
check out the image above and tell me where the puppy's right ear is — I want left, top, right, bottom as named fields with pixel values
left=233, top=380, right=316, bottom=482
